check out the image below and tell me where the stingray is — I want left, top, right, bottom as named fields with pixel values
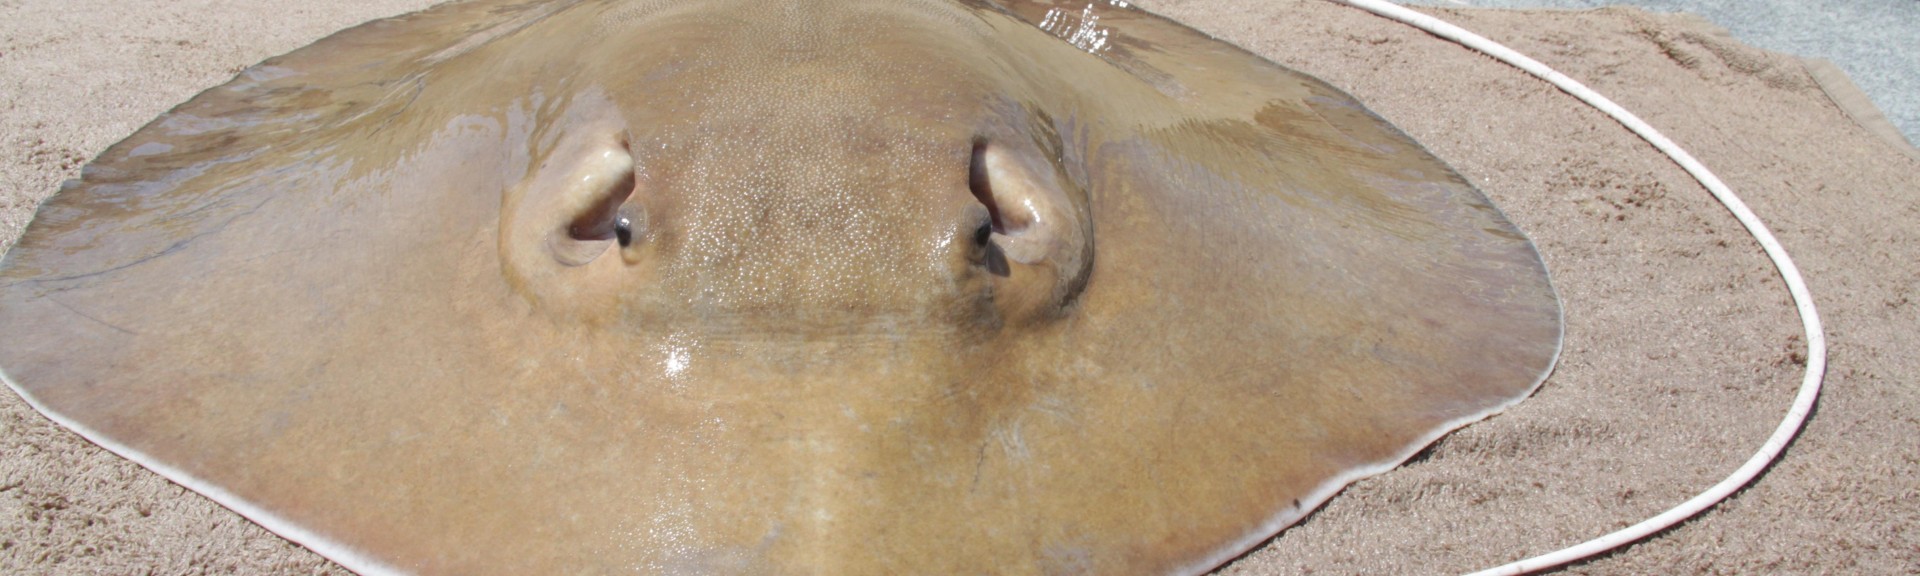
left=0, top=0, right=1560, bottom=573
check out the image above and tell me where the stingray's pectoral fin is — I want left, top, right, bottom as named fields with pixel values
left=967, top=138, right=1092, bottom=322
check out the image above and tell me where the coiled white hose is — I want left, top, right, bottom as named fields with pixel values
left=1318, top=1, right=1830, bottom=574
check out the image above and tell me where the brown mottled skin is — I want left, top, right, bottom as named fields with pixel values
left=0, top=0, right=1558, bottom=574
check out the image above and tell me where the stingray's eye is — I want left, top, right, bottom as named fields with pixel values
left=969, top=211, right=1010, bottom=277
left=967, top=141, right=1012, bottom=276
left=502, top=127, right=646, bottom=277
left=561, top=152, right=636, bottom=243
left=544, top=141, right=640, bottom=266
left=968, top=140, right=1003, bottom=235
left=962, top=136, right=1093, bottom=322
left=616, top=216, right=634, bottom=248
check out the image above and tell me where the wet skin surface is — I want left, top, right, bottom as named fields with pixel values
left=0, top=0, right=1559, bottom=574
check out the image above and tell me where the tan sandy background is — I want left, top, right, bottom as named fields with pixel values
left=2, top=0, right=1916, bottom=573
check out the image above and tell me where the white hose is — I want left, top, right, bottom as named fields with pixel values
left=1316, top=1, right=1830, bottom=574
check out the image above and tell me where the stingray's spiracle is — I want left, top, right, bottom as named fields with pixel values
left=1323, top=1, right=1829, bottom=574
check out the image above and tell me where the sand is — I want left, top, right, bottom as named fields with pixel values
left=2, top=0, right=1916, bottom=574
